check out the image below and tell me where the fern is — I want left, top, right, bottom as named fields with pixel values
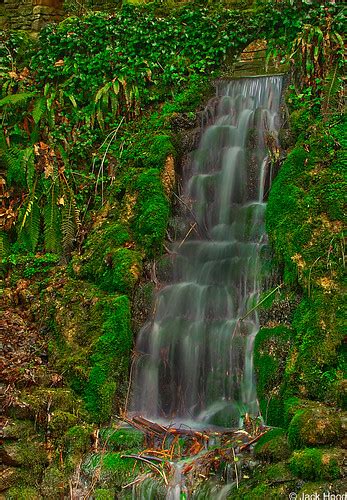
left=5, top=148, right=27, bottom=187
left=0, top=231, right=9, bottom=262
left=0, top=92, right=36, bottom=107
left=23, top=146, right=35, bottom=189
left=18, top=198, right=41, bottom=251
left=322, top=65, right=342, bottom=117
left=44, top=183, right=61, bottom=253
left=61, top=197, right=75, bottom=253
left=61, top=184, right=80, bottom=253
left=32, top=96, right=47, bottom=124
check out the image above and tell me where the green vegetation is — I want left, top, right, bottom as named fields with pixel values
left=1, top=0, right=345, bottom=496
left=289, top=448, right=342, bottom=480
left=254, top=325, right=293, bottom=426
left=254, top=428, right=291, bottom=462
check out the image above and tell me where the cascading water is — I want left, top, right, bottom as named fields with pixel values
left=130, top=76, right=282, bottom=428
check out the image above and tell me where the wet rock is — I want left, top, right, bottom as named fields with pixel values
left=289, top=447, right=346, bottom=481
left=0, top=466, right=18, bottom=492
left=254, top=429, right=291, bottom=463
left=169, top=112, right=198, bottom=131
left=0, top=418, right=34, bottom=440
left=0, top=443, right=22, bottom=466
left=287, top=402, right=344, bottom=449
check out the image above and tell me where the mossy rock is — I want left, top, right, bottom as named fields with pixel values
left=1, top=419, right=35, bottom=440
left=21, top=388, right=77, bottom=415
left=99, top=427, right=144, bottom=451
left=64, top=424, right=94, bottom=454
left=254, top=325, right=293, bottom=426
left=254, top=428, right=291, bottom=463
left=262, top=462, right=295, bottom=483
left=286, top=293, right=345, bottom=403
left=0, top=441, right=47, bottom=469
left=0, top=467, right=18, bottom=492
left=297, top=480, right=347, bottom=496
left=84, top=294, right=132, bottom=422
left=41, top=466, right=67, bottom=498
left=289, top=448, right=344, bottom=480
left=1, top=441, right=48, bottom=490
left=94, top=489, right=116, bottom=500
left=5, top=486, right=41, bottom=500
left=288, top=406, right=343, bottom=449
left=81, top=451, right=143, bottom=489
left=131, top=169, right=170, bottom=257
left=48, top=410, right=78, bottom=438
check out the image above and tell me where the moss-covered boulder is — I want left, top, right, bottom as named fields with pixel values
left=297, top=480, right=347, bottom=497
left=288, top=405, right=343, bottom=449
left=81, top=451, right=144, bottom=491
left=5, top=486, right=41, bottom=500
left=266, top=117, right=346, bottom=405
left=94, top=489, right=117, bottom=500
left=99, top=427, right=144, bottom=452
left=254, top=428, right=291, bottom=463
left=254, top=325, right=293, bottom=426
left=289, top=448, right=345, bottom=480
left=231, top=462, right=296, bottom=500
left=76, top=220, right=142, bottom=294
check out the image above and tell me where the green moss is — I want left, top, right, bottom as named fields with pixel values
left=49, top=410, right=78, bottom=438
left=5, top=487, right=40, bottom=500
left=64, top=424, right=94, bottom=454
left=4, top=442, right=48, bottom=488
left=289, top=448, right=342, bottom=480
left=267, top=118, right=346, bottom=289
left=132, top=169, right=170, bottom=257
left=254, top=428, right=291, bottom=462
left=85, top=294, right=132, bottom=422
left=265, top=116, right=346, bottom=408
left=77, top=222, right=142, bottom=294
left=146, top=134, right=175, bottom=169
left=288, top=406, right=342, bottom=449
left=254, top=326, right=293, bottom=426
left=1, top=419, right=35, bottom=440
left=289, top=108, right=313, bottom=139
left=41, top=466, right=67, bottom=498
left=82, top=451, right=142, bottom=489
left=22, top=388, right=78, bottom=420
left=94, top=489, right=116, bottom=500
left=263, top=462, right=294, bottom=482
left=286, top=293, right=346, bottom=402
left=99, top=428, right=144, bottom=451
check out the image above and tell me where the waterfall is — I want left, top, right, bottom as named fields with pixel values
left=130, top=76, right=282, bottom=428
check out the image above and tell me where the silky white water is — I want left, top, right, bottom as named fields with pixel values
left=130, top=76, right=282, bottom=430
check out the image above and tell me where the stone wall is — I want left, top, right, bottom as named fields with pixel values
left=2, top=0, right=63, bottom=31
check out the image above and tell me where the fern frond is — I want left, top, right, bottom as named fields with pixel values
left=61, top=195, right=75, bottom=253
left=32, top=96, right=47, bottom=124
left=0, top=231, right=9, bottom=262
left=0, top=92, right=36, bottom=107
left=5, top=147, right=26, bottom=187
left=18, top=199, right=41, bottom=251
left=44, top=183, right=61, bottom=253
left=22, top=146, right=35, bottom=189
left=96, top=106, right=104, bottom=130
left=322, top=65, right=342, bottom=117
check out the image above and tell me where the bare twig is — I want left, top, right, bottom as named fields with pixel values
left=240, top=283, right=283, bottom=321
left=178, top=223, right=197, bottom=249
